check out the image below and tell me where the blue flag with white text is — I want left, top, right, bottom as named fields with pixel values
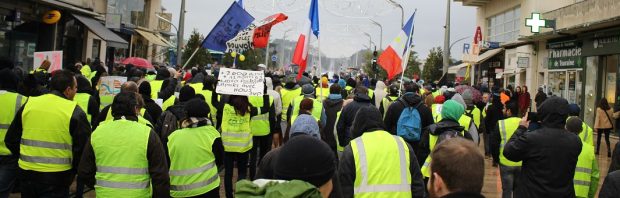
left=201, top=2, right=254, bottom=52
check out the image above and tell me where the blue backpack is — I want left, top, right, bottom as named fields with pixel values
left=396, top=98, right=423, bottom=142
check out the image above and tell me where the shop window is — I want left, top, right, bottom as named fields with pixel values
left=107, top=0, right=146, bottom=27
left=92, top=39, right=100, bottom=60
left=486, top=6, right=520, bottom=43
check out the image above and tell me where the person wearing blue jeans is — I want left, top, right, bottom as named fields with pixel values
left=500, top=165, right=521, bottom=198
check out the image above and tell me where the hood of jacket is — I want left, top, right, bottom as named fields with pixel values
left=374, top=81, right=388, bottom=106
left=234, top=179, right=322, bottom=198
left=451, top=93, right=467, bottom=109
left=429, top=120, right=464, bottom=136
left=323, top=98, right=343, bottom=108
left=351, top=106, right=385, bottom=139
left=167, top=102, right=188, bottom=120
left=353, top=92, right=372, bottom=103
left=189, top=73, right=204, bottom=84
left=537, top=96, right=569, bottom=129
left=401, top=92, right=423, bottom=106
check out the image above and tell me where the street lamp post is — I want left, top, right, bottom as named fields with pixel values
left=442, top=0, right=451, bottom=76
left=369, top=19, right=383, bottom=49
left=280, top=28, right=293, bottom=68
left=363, top=32, right=375, bottom=52
left=448, top=36, right=470, bottom=59
left=386, top=0, right=404, bottom=27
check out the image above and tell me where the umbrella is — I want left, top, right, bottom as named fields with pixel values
left=455, top=85, right=482, bottom=103
left=121, top=57, right=153, bottom=69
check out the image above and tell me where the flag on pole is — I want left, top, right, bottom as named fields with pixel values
left=201, top=2, right=253, bottom=52
left=237, top=0, right=244, bottom=9
left=292, top=0, right=319, bottom=80
left=226, top=13, right=288, bottom=53
left=377, top=13, right=416, bottom=80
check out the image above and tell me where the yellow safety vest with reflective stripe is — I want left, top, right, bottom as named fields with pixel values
left=580, top=122, right=594, bottom=147
left=100, top=95, right=114, bottom=110
left=168, top=125, right=220, bottom=197
left=335, top=112, right=344, bottom=152
left=290, top=95, right=323, bottom=123
left=162, top=95, right=176, bottom=111
left=432, top=91, right=439, bottom=98
left=80, top=65, right=91, bottom=80
left=104, top=107, right=152, bottom=128
left=0, top=91, right=25, bottom=156
left=573, top=140, right=598, bottom=198
left=432, top=104, right=442, bottom=123
left=280, top=88, right=302, bottom=121
left=74, top=93, right=92, bottom=123
left=221, top=104, right=252, bottom=153
left=249, top=95, right=274, bottom=136
left=434, top=112, right=472, bottom=133
left=466, top=107, right=481, bottom=128
left=421, top=129, right=464, bottom=177
left=351, top=130, right=412, bottom=197
left=196, top=90, right=218, bottom=124
left=381, top=96, right=399, bottom=119
left=315, top=87, right=330, bottom=101
left=145, top=74, right=156, bottom=82
left=91, top=119, right=151, bottom=197
left=20, top=94, right=75, bottom=172
left=345, top=86, right=353, bottom=96
left=150, top=80, right=164, bottom=99
left=367, top=89, right=374, bottom=100
left=499, top=118, right=522, bottom=167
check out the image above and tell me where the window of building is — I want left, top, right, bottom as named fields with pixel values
left=92, top=39, right=101, bottom=59
left=486, top=6, right=520, bottom=43
left=107, top=0, right=146, bottom=27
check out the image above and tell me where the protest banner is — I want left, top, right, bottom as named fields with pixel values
left=33, top=51, right=63, bottom=72
left=201, top=2, right=254, bottom=52
left=226, top=13, right=288, bottom=53
left=216, top=68, right=264, bottom=96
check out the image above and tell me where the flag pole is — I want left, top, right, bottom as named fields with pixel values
left=398, top=9, right=417, bottom=97
left=182, top=47, right=200, bottom=69
left=318, top=35, right=323, bottom=100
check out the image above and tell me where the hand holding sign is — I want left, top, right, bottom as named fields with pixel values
left=216, top=68, right=264, bottom=96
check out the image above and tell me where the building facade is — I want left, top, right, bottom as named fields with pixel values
left=0, top=0, right=173, bottom=72
left=456, top=0, right=620, bottom=126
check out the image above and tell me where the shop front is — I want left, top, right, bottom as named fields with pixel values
left=581, top=28, right=620, bottom=126
left=546, top=39, right=583, bottom=106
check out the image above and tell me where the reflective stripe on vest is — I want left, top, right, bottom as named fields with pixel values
left=162, top=95, right=176, bottom=111
left=352, top=131, right=411, bottom=197
left=168, top=126, right=221, bottom=197
left=20, top=94, right=75, bottom=172
left=0, top=92, right=24, bottom=155
left=499, top=118, right=522, bottom=167
left=334, top=112, right=343, bottom=152
left=581, top=122, right=594, bottom=146
left=92, top=120, right=151, bottom=197
left=249, top=96, right=273, bottom=136
left=221, top=104, right=253, bottom=153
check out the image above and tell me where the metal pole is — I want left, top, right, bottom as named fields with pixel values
left=442, top=0, right=451, bottom=76
left=182, top=47, right=200, bottom=69
left=265, top=35, right=270, bottom=67
left=318, top=35, right=323, bottom=100
left=370, top=20, right=383, bottom=49
left=176, top=0, right=186, bottom=66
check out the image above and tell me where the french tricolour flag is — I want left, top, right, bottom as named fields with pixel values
left=378, top=13, right=416, bottom=80
left=292, top=0, right=319, bottom=80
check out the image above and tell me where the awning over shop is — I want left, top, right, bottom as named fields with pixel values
left=448, top=63, right=469, bottom=74
left=40, top=0, right=101, bottom=16
left=72, top=14, right=128, bottom=49
left=135, top=29, right=174, bottom=48
left=476, top=48, right=503, bottom=63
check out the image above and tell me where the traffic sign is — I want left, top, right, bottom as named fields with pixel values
left=271, top=55, right=277, bottom=62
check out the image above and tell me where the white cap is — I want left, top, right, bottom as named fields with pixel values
left=258, top=64, right=267, bottom=68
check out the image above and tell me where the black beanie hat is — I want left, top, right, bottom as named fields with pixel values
left=179, top=85, right=196, bottom=102
left=274, top=134, right=336, bottom=187
left=185, top=98, right=210, bottom=118
left=139, top=81, right=151, bottom=97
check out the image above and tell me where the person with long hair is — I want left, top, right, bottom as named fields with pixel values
left=518, top=86, right=531, bottom=116
left=595, top=98, right=614, bottom=157
left=215, top=94, right=269, bottom=198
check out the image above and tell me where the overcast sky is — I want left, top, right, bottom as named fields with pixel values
left=161, top=0, right=477, bottom=61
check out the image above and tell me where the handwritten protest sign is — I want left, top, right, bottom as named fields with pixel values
left=216, top=68, right=264, bottom=96
left=33, top=51, right=63, bottom=72
left=98, top=76, right=127, bottom=96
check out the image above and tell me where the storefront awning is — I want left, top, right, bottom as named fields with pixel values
left=72, top=14, right=128, bottom=49
left=40, top=0, right=101, bottom=16
left=476, top=48, right=503, bottom=63
left=135, top=29, right=174, bottom=48
left=448, top=63, right=469, bottom=74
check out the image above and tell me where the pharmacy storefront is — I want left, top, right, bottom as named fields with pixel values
left=546, top=40, right=583, bottom=106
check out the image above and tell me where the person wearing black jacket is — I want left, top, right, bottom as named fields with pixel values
left=534, top=87, right=547, bottom=108
left=78, top=92, right=169, bottom=197
left=485, top=92, right=504, bottom=166
left=383, top=81, right=434, bottom=165
left=5, top=70, right=91, bottom=197
left=336, top=86, right=373, bottom=149
left=503, top=96, right=582, bottom=198
left=339, top=106, right=425, bottom=198
left=322, top=84, right=344, bottom=156
left=75, top=75, right=100, bottom=127
left=138, top=81, right=163, bottom=124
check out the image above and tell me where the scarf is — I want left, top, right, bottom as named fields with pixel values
left=181, top=117, right=213, bottom=128
left=328, top=94, right=342, bottom=100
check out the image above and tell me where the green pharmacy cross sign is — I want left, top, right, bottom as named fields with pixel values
left=525, top=13, right=556, bottom=33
